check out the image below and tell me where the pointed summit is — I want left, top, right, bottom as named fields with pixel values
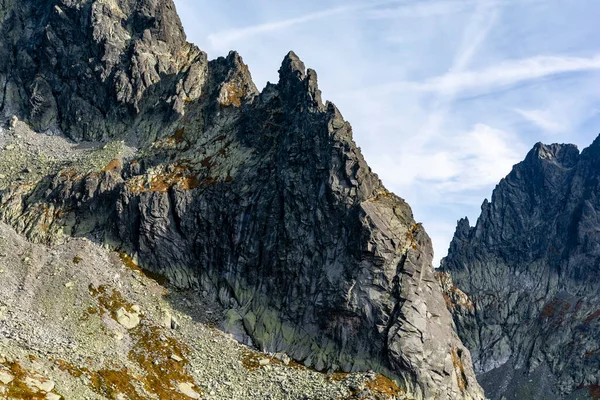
left=524, top=142, right=579, bottom=168
left=279, top=51, right=306, bottom=82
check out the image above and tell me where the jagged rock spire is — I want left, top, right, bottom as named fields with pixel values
left=442, top=136, right=600, bottom=399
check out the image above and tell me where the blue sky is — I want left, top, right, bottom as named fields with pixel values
left=173, top=0, right=600, bottom=266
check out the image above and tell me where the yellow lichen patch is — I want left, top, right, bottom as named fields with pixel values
left=365, top=374, right=404, bottom=398
left=241, top=351, right=305, bottom=372
left=72, top=256, right=83, bottom=264
left=219, top=82, right=245, bottom=107
left=89, top=284, right=136, bottom=316
left=172, top=128, right=186, bottom=144
left=436, top=272, right=475, bottom=312
left=126, top=164, right=200, bottom=194
left=102, top=159, right=122, bottom=173
left=0, top=360, right=59, bottom=399
left=405, top=224, right=420, bottom=251
left=127, top=324, right=200, bottom=399
left=63, top=287, right=203, bottom=399
left=119, top=252, right=169, bottom=286
left=452, top=347, right=467, bottom=392
left=326, top=372, right=349, bottom=382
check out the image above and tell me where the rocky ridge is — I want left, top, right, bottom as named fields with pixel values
left=441, top=140, right=600, bottom=399
left=0, top=0, right=484, bottom=399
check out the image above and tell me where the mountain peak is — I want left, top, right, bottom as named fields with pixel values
left=525, top=142, right=580, bottom=168
left=279, top=50, right=307, bottom=81
left=442, top=134, right=600, bottom=399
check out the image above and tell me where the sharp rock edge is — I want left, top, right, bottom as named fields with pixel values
left=442, top=139, right=600, bottom=400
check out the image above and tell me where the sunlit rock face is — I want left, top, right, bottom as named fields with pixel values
left=442, top=139, right=600, bottom=400
left=0, top=1, right=485, bottom=398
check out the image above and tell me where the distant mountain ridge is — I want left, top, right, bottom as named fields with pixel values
left=441, top=138, right=600, bottom=399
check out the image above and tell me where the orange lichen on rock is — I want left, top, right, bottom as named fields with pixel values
left=583, top=309, right=600, bottom=324
left=584, top=349, right=600, bottom=359
left=58, top=167, right=80, bottom=180
left=0, top=360, right=60, bottom=399
left=172, top=128, right=186, bottom=144
left=200, top=156, right=214, bottom=168
left=55, top=358, right=143, bottom=400
left=436, top=272, right=475, bottom=312
left=326, top=372, right=348, bottom=382
left=589, top=384, right=600, bottom=399
left=102, top=159, right=122, bottom=173
left=119, top=252, right=169, bottom=286
left=370, top=190, right=393, bottom=202
left=442, top=292, right=455, bottom=310
left=365, top=374, right=404, bottom=397
left=241, top=351, right=304, bottom=372
left=127, top=324, right=199, bottom=399
left=58, top=285, right=203, bottom=399
left=219, top=81, right=246, bottom=107
left=405, top=224, right=420, bottom=250
left=452, top=347, right=468, bottom=392
left=126, top=164, right=200, bottom=194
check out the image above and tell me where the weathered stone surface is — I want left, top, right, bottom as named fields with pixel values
left=0, top=1, right=484, bottom=398
left=0, top=0, right=207, bottom=142
left=442, top=140, right=600, bottom=399
left=177, top=382, right=201, bottom=399
left=0, top=369, right=14, bottom=385
left=115, top=307, right=140, bottom=329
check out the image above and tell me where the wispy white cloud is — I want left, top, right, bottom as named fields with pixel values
left=371, top=124, right=525, bottom=193
left=418, top=0, right=499, bottom=140
left=514, top=108, right=566, bottom=133
left=377, top=54, right=600, bottom=96
left=365, top=0, right=473, bottom=20
left=206, top=0, right=483, bottom=52
left=435, top=124, right=526, bottom=191
left=425, top=55, right=600, bottom=95
left=207, top=5, right=360, bottom=50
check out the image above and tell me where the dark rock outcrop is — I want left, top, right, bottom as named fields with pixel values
left=0, top=1, right=485, bottom=398
left=441, top=139, right=600, bottom=399
left=0, top=0, right=206, bottom=141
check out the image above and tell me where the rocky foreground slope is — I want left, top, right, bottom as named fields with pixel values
left=0, top=218, right=407, bottom=400
left=0, top=0, right=483, bottom=399
left=441, top=140, right=600, bottom=400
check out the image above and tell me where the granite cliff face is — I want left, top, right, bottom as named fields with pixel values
left=441, top=140, right=600, bottom=399
left=0, top=0, right=485, bottom=398
left=0, top=0, right=206, bottom=141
